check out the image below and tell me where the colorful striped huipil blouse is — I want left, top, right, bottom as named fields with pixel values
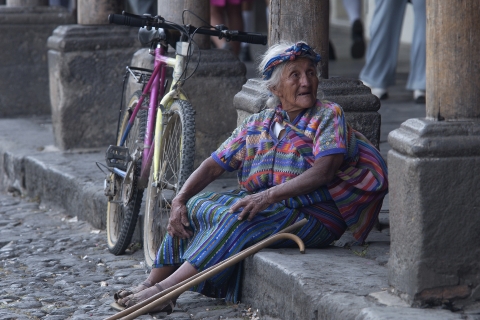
left=213, top=100, right=388, bottom=242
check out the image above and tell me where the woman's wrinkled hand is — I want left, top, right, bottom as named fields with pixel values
left=228, top=190, right=273, bottom=221
left=167, top=198, right=193, bottom=239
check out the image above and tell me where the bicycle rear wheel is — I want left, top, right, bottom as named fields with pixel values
left=106, top=90, right=147, bottom=255
left=143, top=100, right=195, bottom=267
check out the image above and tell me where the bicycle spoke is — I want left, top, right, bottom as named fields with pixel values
left=106, top=91, right=147, bottom=255
left=144, top=100, right=195, bottom=267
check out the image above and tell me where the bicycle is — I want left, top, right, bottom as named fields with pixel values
left=100, top=11, right=267, bottom=267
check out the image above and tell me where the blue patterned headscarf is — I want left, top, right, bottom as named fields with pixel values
left=262, top=42, right=321, bottom=80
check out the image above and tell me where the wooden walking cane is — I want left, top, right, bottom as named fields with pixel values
left=105, top=218, right=308, bottom=320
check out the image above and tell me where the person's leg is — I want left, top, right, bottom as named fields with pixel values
left=211, top=3, right=227, bottom=49
left=406, top=0, right=426, bottom=103
left=114, top=265, right=177, bottom=301
left=359, top=0, right=407, bottom=97
left=240, top=0, right=254, bottom=61
left=225, top=1, right=244, bottom=55
left=156, top=261, right=198, bottom=289
left=342, top=0, right=361, bottom=23
left=342, top=0, right=365, bottom=59
left=126, top=0, right=156, bottom=15
left=117, top=262, right=197, bottom=309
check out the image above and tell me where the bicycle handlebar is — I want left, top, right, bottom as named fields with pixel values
left=109, top=12, right=146, bottom=28
left=108, top=12, right=267, bottom=45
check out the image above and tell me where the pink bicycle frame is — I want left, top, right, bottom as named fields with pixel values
left=118, top=45, right=168, bottom=186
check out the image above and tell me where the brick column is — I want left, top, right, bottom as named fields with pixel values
left=388, top=0, right=480, bottom=307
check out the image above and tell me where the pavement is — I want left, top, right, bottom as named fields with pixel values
left=0, top=24, right=477, bottom=320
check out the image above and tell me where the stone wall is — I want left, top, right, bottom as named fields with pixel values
left=0, top=5, right=75, bottom=117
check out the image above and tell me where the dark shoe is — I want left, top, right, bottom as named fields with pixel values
left=363, top=81, right=388, bottom=100
left=351, top=19, right=365, bottom=59
left=414, top=90, right=426, bottom=104
left=240, top=45, right=252, bottom=62
left=329, top=40, right=336, bottom=61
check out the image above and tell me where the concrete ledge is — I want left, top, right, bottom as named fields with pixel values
left=241, top=249, right=465, bottom=320
left=0, top=117, right=107, bottom=230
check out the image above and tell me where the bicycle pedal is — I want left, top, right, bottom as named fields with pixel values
left=105, top=145, right=131, bottom=171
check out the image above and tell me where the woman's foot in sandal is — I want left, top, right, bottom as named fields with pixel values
left=117, top=283, right=175, bottom=314
left=114, top=279, right=154, bottom=302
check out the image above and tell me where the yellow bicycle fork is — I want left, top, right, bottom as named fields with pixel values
left=152, top=89, right=188, bottom=186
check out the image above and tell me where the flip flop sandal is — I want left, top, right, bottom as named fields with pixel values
left=110, top=301, right=125, bottom=311
left=121, top=283, right=176, bottom=314
left=114, top=280, right=153, bottom=302
left=110, top=299, right=174, bottom=314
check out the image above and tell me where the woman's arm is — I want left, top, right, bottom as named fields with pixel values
left=229, top=153, right=344, bottom=221
left=167, top=157, right=225, bottom=238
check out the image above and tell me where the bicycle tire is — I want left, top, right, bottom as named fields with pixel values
left=106, top=90, right=147, bottom=255
left=143, top=99, right=196, bottom=267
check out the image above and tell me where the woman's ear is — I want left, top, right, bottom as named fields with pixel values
left=269, top=85, right=282, bottom=98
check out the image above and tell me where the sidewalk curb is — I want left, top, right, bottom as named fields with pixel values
left=0, top=117, right=108, bottom=230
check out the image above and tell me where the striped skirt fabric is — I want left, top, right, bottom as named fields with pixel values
left=153, top=189, right=338, bottom=302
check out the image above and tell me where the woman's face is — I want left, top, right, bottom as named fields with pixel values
left=271, top=58, right=319, bottom=118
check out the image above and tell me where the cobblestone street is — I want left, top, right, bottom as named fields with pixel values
left=0, top=191, right=263, bottom=320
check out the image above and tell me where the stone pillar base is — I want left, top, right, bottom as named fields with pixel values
left=128, top=48, right=246, bottom=168
left=234, top=78, right=381, bottom=148
left=388, top=118, right=480, bottom=307
left=47, top=24, right=139, bottom=150
left=0, top=6, right=75, bottom=117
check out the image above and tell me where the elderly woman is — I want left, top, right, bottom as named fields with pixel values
left=114, top=41, right=388, bottom=312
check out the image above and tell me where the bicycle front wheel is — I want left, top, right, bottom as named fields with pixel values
left=144, top=100, right=195, bottom=267
left=106, top=90, right=147, bottom=255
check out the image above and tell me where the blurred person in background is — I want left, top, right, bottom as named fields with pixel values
left=240, top=0, right=255, bottom=61
left=210, top=0, right=245, bottom=56
left=125, top=0, right=157, bottom=16
left=342, top=0, right=365, bottom=59
left=359, top=0, right=426, bottom=103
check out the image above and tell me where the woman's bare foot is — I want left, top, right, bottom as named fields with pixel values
left=114, top=279, right=153, bottom=302
left=114, top=266, right=178, bottom=304
left=117, top=283, right=175, bottom=313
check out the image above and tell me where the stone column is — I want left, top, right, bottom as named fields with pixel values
left=269, top=0, right=329, bottom=78
left=77, top=0, right=122, bottom=25
left=48, top=18, right=139, bottom=149
left=388, top=0, right=480, bottom=307
left=157, top=0, right=210, bottom=49
left=47, top=0, right=135, bottom=150
left=0, top=4, right=74, bottom=117
left=184, top=0, right=210, bottom=49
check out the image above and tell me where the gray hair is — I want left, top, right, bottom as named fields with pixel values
left=257, top=41, right=323, bottom=109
